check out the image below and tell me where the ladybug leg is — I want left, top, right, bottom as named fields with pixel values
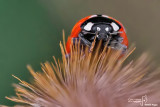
left=78, top=33, right=92, bottom=46
left=72, top=37, right=80, bottom=45
left=72, top=37, right=90, bottom=46
left=110, top=36, right=127, bottom=53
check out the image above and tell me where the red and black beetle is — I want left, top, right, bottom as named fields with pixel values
left=66, top=15, right=128, bottom=54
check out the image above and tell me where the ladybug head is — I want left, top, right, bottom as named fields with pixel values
left=82, top=22, right=113, bottom=40
left=79, top=15, right=122, bottom=46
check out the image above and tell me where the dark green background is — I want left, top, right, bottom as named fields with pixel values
left=0, top=0, right=160, bottom=105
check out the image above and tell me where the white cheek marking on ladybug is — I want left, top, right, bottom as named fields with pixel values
left=97, top=27, right=101, bottom=31
left=111, top=22, right=119, bottom=31
left=102, top=15, right=108, bottom=18
left=90, top=15, right=97, bottom=18
left=84, top=22, right=94, bottom=31
left=105, top=27, right=109, bottom=32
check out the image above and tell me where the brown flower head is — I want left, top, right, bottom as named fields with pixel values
left=4, top=35, right=160, bottom=107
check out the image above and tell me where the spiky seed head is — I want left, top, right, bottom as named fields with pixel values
left=4, top=36, right=160, bottom=107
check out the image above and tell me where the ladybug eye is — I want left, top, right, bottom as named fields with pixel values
left=105, top=27, right=109, bottom=32
left=97, top=27, right=101, bottom=31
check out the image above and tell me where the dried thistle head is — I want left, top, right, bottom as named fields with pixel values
left=4, top=35, right=160, bottom=107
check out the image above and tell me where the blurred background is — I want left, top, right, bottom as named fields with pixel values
left=0, top=0, right=160, bottom=105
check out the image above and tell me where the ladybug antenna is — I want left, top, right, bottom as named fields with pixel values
left=104, top=31, right=123, bottom=47
left=110, top=31, right=123, bottom=35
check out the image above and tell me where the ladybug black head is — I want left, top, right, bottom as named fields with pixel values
left=91, top=23, right=113, bottom=40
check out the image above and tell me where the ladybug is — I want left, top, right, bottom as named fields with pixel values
left=66, top=15, right=128, bottom=54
